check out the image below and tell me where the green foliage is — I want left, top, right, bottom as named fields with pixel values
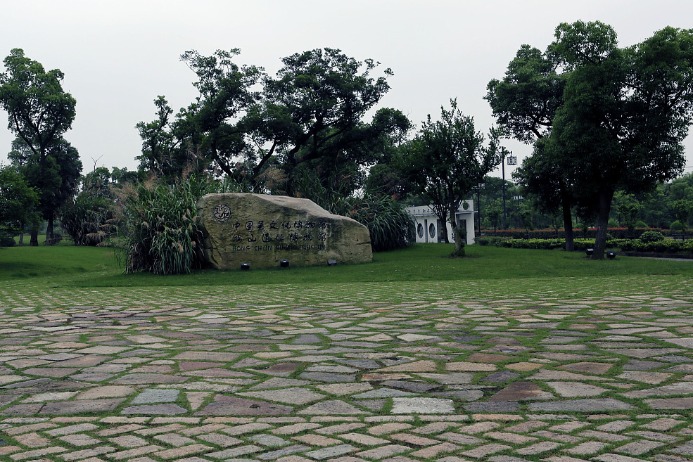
left=0, top=49, right=76, bottom=152
left=0, top=165, right=39, bottom=234
left=620, top=238, right=693, bottom=254
left=137, top=48, right=403, bottom=200
left=119, top=176, right=218, bottom=275
left=330, top=195, right=414, bottom=252
left=479, top=234, right=693, bottom=256
left=639, top=230, right=665, bottom=243
left=478, top=237, right=570, bottom=250
left=491, top=23, right=693, bottom=259
left=60, top=194, right=115, bottom=246
left=401, top=99, right=501, bottom=250
left=0, top=49, right=80, bottom=244
left=670, top=220, right=686, bottom=232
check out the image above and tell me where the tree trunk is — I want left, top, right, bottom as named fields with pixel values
left=30, top=227, right=39, bottom=246
left=592, top=189, right=614, bottom=260
left=451, top=221, right=465, bottom=257
left=561, top=192, right=575, bottom=251
left=46, top=214, right=55, bottom=245
left=441, top=225, right=450, bottom=244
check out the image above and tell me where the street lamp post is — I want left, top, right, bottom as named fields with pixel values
left=503, top=150, right=517, bottom=229
left=476, top=183, right=484, bottom=236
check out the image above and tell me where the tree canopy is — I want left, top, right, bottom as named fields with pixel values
left=136, top=48, right=407, bottom=207
left=0, top=49, right=80, bottom=244
left=400, top=99, right=501, bottom=255
left=489, top=22, right=693, bottom=258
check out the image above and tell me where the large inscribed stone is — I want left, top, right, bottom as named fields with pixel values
left=198, top=193, right=372, bottom=269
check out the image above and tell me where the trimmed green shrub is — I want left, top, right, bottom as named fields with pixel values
left=618, top=238, right=693, bottom=254
left=0, top=233, right=16, bottom=247
left=670, top=220, right=686, bottom=232
left=639, top=230, right=665, bottom=243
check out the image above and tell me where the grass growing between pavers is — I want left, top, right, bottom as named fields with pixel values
left=1, top=244, right=691, bottom=461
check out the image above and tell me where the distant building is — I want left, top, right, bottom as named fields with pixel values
left=405, top=201, right=476, bottom=244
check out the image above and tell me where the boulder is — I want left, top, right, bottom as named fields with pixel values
left=197, top=193, right=372, bottom=269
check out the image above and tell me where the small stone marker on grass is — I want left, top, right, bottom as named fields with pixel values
left=198, top=193, right=372, bottom=269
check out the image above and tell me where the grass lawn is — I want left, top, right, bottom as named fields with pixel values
left=1, top=243, right=691, bottom=302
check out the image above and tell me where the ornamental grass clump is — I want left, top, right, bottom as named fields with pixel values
left=120, top=177, right=211, bottom=275
left=331, top=195, right=415, bottom=252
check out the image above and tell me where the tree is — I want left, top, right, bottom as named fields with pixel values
left=9, top=137, right=82, bottom=244
left=0, top=48, right=79, bottom=244
left=288, top=107, right=412, bottom=208
left=136, top=49, right=263, bottom=181
left=486, top=42, right=578, bottom=249
left=667, top=174, right=693, bottom=232
left=492, top=22, right=693, bottom=258
left=612, top=191, right=643, bottom=233
left=0, top=165, right=39, bottom=238
left=513, top=137, right=577, bottom=249
left=110, top=166, right=140, bottom=185
left=136, top=96, right=183, bottom=177
left=402, top=99, right=501, bottom=256
left=548, top=23, right=693, bottom=258
left=137, top=48, right=400, bottom=200
left=260, top=48, right=395, bottom=197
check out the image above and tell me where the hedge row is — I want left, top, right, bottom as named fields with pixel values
left=478, top=237, right=619, bottom=250
left=477, top=236, right=693, bottom=254
left=481, top=228, right=675, bottom=240
left=619, top=239, right=693, bottom=253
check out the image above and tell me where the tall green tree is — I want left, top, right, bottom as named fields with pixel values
left=8, top=137, right=82, bottom=244
left=402, top=99, right=501, bottom=255
left=492, top=22, right=693, bottom=258
left=0, top=48, right=80, bottom=244
left=548, top=23, right=693, bottom=258
left=261, top=48, right=395, bottom=197
left=486, top=42, right=577, bottom=249
left=512, top=137, right=577, bottom=248
left=137, top=48, right=400, bottom=200
left=612, top=191, right=643, bottom=232
left=288, top=107, right=411, bottom=208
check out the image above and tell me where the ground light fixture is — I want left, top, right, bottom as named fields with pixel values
left=607, top=251, right=616, bottom=259
left=280, top=259, right=289, bottom=268
left=585, top=248, right=594, bottom=257
left=240, top=263, right=250, bottom=270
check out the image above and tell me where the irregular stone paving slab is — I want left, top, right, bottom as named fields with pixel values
left=0, top=285, right=692, bottom=461
left=391, top=397, right=455, bottom=414
left=196, top=395, right=293, bottom=416
left=121, top=404, right=188, bottom=415
left=131, top=389, right=180, bottom=404
left=529, top=398, right=634, bottom=412
left=546, top=381, right=609, bottom=397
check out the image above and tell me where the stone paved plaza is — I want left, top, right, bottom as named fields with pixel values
left=0, top=281, right=692, bottom=461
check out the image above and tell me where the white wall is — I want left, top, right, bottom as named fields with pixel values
left=407, top=203, right=476, bottom=244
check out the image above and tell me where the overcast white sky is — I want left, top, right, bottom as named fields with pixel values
left=1, top=0, right=693, bottom=178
